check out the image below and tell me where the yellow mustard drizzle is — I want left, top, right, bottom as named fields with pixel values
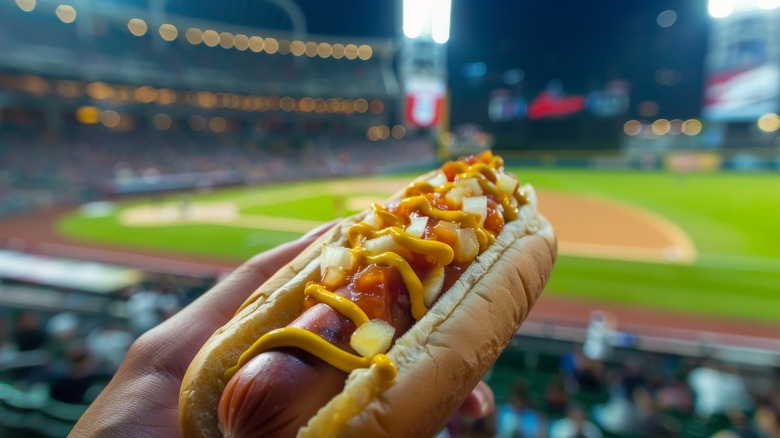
left=304, top=283, right=369, bottom=328
left=398, top=196, right=493, bottom=249
left=346, top=223, right=455, bottom=265
left=224, top=153, right=523, bottom=386
left=224, top=328, right=397, bottom=381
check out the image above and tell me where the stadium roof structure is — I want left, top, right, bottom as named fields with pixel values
left=0, top=0, right=400, bottom=100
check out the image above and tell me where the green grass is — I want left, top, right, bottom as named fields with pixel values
left=511, top=168, right=780, bottom=322
left=58, top=213, right=301, bottom=261
left=58, top=168, right=780, bottom=323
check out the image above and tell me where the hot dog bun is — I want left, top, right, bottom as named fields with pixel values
left=179, top=169, right=557, bottom=437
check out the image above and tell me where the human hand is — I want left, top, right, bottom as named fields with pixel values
left=71, top=222, right=494, bottom=437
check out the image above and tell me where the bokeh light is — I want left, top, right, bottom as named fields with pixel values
left=623, top=120, right=642, bottom=136
left=249, top=36, right=265, bottom=52
left=318, top=43, right=333, bottom=58
left=682, top=119, right=702, bottom=136
left=55, top=5, right=77, bottom=23
left=305, top=42, right=319, bottom=58
left=75, top=106, right=100, bottom=124
left=185, top=28, right=203, bottom=45
left=234, top=34, right=250, bottom=51
left=153, top=114, right=172, bottom=131
left=354, top=98, right=369, bottom=113
left=219, top=32, right=235, bottom=49
left=264, top=38, right=279, bottom=54
left=100, top=110, right=120, bottom=128
left=277, top=39, right=291, bottom=55
left=188, top=115, right=206, bottom=131
left=344, top=44, right=359, bottom=60
left=299, top=97, right=315, bottom=112
left=280, top=97, right=296, bottom=112
left=209, top=116, right=226, bottom=133
left=369, top=99, right=384, bottom=113
left=357, top=45, right=373, bottom=60
left=134, top=86, right=157, bottom=103
left=202, top=30, right=219, bottom=47
left=651, top=119, right=671, bottom=136
left=638, top=101, right=659, bottom=118
left=15, top=0, right=36, bottom=12
left=332, top=44, right=346, bottom=59
left=159, top=24, right=178, bottom=42
left=657, top=10, right=677, bottom=27
left=290, top=40, right=305, bottom=56
left=86, top=82, right=110, bottom=100
left=757, top=113, right=780, bottom=132
left=128, top=18, right=148, bottom=36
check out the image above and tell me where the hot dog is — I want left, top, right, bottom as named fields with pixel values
left=179, top=151, right=557, bottom=437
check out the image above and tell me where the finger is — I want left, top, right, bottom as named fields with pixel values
left=457, top=381, right=495, bottom=419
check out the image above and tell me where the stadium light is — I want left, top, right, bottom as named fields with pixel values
left=709, top=0, right=780, bottom=18
left=403, top=0, right=451, bottom=43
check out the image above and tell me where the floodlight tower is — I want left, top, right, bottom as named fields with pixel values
left=399, top=0, right=451, bottom=160
left=703, top=0, right=780, bottom=145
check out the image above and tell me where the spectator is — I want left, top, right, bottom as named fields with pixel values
left=688, top=360, right=752, bottom=417
left=85, top=324, right=133, bottom=370
left=560, top=346, right=606, bottom=393
left=48, top=342, right=112, bottom=404
left=46, top=312, right=80, bottom=359
left=632, top=387, right=679, bottom=437
left=754, top=401, right=780, bottom=438
left=544, top=378, right=570, bottom=416
left=549, top=404, right=603, bottom=438
left=592, top=384, right=634, bottom=435
left=496, top=381, right=547, bottom=438
left=582, top=310, right=616, bottom=361
left=656, top=379, right=693, bottom=413
left=12, top=310, right=47, bottom=352
left=126, top=284, right=165, bottom=336
left=0, top=319, right=18, bottom=366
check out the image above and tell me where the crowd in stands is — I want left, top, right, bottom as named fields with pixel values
left=0, top=125, right=435, bottom=217
left=449, top=339, right=780, bottom=438
left=0, top=3, right=388, bottom=97
left=3, top=266, right=780, bottom=437
left=0, top=271, right=214, bottom=436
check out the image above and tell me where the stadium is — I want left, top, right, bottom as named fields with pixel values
left=0, top=0, right=779, bottom=437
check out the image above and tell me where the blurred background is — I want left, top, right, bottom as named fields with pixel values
left=0, top=0, right=779, bottom=436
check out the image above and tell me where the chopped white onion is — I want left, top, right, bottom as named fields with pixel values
left=454, top=177, right=483, bottom=196
left=405, top=215, right=429, bottom=238
left=320, top=244, right=355, bottom=277
left=462, top=195, right=488, bottom=225
left=427, top=171, right=448, bottom=187
left=322, top=266, right=348, bottom=288
left=362, top=210, right=381, bottom=229
left=350, top=319, right=395, bottom=357
left=497, top=173, right=519, bottom=196
left=454, top=227, right=479, bottom=263
left=363, top=234, right=412, bottom=260
left=445, top=185, right=468, bottom=206
left=423, top=266, right=445, bottom=308
left=432, top=220, right=460, bottom=244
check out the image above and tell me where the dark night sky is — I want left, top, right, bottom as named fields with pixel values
left=156, top=0, right=711, bottom=124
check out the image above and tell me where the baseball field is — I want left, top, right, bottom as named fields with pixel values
left=58, top=167, right=780, bottom=323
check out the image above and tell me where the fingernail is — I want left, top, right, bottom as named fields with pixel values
left=474, top=386, right=490, bottom=413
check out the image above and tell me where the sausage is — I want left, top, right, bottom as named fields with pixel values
left=218, top=303, right=353, bottom=438
left=219, top=266, right=415, bottom=438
